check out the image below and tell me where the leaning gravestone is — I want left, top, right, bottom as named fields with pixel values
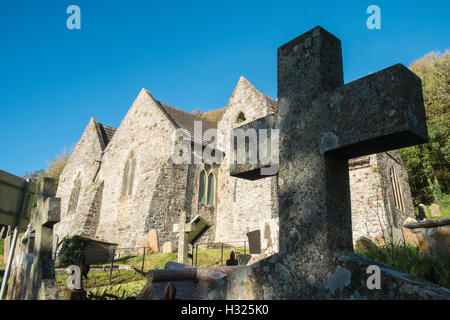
left=3, top=236, right=11, bottom=265
left=418, top=204, right=428, bottom=220
left=207, top=26, right=450, bottom=299
left=430, top=204, right=441, bottom=217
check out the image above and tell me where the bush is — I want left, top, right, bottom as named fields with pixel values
left=57, top=235, right=89, bottom=267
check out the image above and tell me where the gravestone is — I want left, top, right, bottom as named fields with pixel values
left=6, top=226, right=35, bottom=300
left=173, top=211, right=193, bottom=264
left=430, top=204, right=440, bottom=217
left=208, top=26, right=449, bottom=299
left=418, top=204, right=427, bottom=220
left=3, top=236, right=11, bottom=265
left=402, top=217, right=419, bottom=246
left=162, top=241, right=173, bottom=253
left=23, top=178, right=60, bottom=300
left=226, top=251, right=238, bottom=266
left=246, top=230, right=261, bottom=254
left=173, top=212, right=210, bottom=264
left=139, top=229, right=159, bottom=255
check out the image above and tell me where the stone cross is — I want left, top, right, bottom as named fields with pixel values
left=23, top=177, right=60, bottom=300
left=173, top=211, right=194, bottom=264
left=210, top=26, right=433, bottom=299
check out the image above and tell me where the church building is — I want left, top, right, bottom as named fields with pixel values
left=54, top=77, right=416, bottom=258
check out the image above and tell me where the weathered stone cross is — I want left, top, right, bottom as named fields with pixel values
left=24, top=177, right=60, bottom=299
left=173, top=211, right=194, bottom=264
left=207, top=26, right=445, bottom=299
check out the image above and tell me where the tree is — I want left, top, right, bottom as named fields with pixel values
left=23, top=148, right=71, bottom=207
left=400, top=51, right=450, bottom=205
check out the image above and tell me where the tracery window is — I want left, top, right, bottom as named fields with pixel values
left=198, top=167, right=216, bottom=207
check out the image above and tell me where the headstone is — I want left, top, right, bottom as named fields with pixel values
left=246, top=230, right=261, bottom=254
left=226, top=251, right=238, bottom=266
left=430, top=204, right=440, bottom=217
left=162, top=241, right=173, bottom=253
left=402, top=217, right=418, bottom=246
left=418, top=204, right=427, bottom=220
left=6, top=226, right=35, bottom=300
left=354, top=237, right=378, bottom=252
left=208, top=26, right=438, bottom=299
left=173, top=211, right=194, bottom=264
left=3, top=236, right=11, bottom=265
left=139, top=229, right=159, bottom=255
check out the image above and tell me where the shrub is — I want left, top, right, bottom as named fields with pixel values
left=57, top=235, right=89, bottom=267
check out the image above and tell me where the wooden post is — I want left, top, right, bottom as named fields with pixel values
left=109, top=248, right=115, bottom=285
left=141, top=247, right=146, bottom=273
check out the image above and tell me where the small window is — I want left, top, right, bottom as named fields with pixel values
left=122, top=152, right=136, bottom=198
left=68, top=173, right=82, bottom=212
left=199, top=170, right=207, bottom=204
left=236, top=112, right=246, bottom=124
left=207, top=173, right=215, bottom=206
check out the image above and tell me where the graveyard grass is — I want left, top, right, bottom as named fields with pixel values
left=355, top=244, right=450, bottom=289
left=56, top=248, right=244, bottom=299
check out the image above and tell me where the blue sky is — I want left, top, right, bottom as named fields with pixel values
left=0, top=0, right=449, bottom=176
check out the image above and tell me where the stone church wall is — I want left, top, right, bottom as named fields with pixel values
left=215, top=77, right=278, bottom=251
left=376, top=150, right=415, bottom=244
left=94, top=89, right=181, bottom=248
left=349, top=155, right=385, bottom=244
left=54, top=118, right=105, bottom=241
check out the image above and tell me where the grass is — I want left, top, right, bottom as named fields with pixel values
left=56, top=247, right=246, bottom=299
left=355, top=244, right=450, bottom=289
left=85, top=280, right=146, bottom=300
left=91, top=247, right=247, bottom=272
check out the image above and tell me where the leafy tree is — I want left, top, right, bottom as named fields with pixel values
left=23, top=148, right=71, bottom=207
left=400, top=51, right=450, bottom=205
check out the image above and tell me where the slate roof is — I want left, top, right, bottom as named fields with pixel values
left=98, top=123, right=116, bottom=148
left=157, top=101, right=217, bottom=145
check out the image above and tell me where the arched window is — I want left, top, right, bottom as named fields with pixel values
left=199, top=170, right=207, bottom=204
left=68, top=173, right=81, bottom=212
left=236, top=112, right=246, bottom=124
left=207, top=173, right=215, bottom=206
left=198, top=167, right=216, bottom=207
left=121, top=152, right=136, bottom=198
left=390, top=166, right=404, bottom=212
